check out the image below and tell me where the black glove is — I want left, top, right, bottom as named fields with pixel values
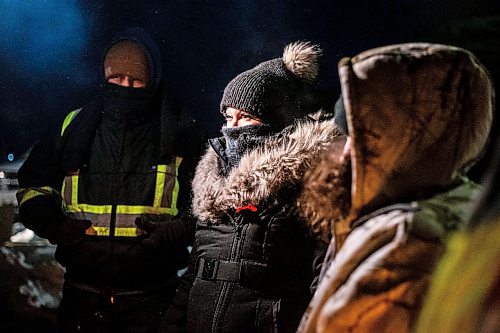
left=47, top=216, right=91, bottom=246
left=135, top=217, right=188, bottom=250
left=135, top=216, right=193, bottom=265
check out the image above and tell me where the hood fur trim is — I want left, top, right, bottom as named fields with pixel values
left=283, top=41, right=322, bottom=83
left=192, top=119, right=342, bottom=222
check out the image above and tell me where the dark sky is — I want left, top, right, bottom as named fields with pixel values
left=1, top=0, right=499, bottom=163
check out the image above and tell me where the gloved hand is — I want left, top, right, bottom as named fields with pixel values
left=135, top=216, right=193, bottom=262
left=47, top=216, right=91, bottom=246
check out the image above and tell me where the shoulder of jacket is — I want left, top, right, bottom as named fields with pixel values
left=60, top=107, right=84, bottom=136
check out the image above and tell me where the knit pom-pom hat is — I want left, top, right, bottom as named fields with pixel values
left=221, top=41, right=322, bottom=128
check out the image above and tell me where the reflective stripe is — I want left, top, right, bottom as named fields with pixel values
left=66, top=204, right=113, bottom=214
left=86, top=227, right=140, bottom=237
left=153, top=164, right=167, bottom=207
left=67, top=212, right=142, bottom=237
left=60, top=108, right=82, bottom=136
left=66, top=203, right=180, bottom=214
left=66, top=204, right=178, bottom=215
left=17, top=186, right=58, bottom=206
left=69, top=211, right=152, bottom=228
left=116, top=205, right=177, bottom=214
left=62, top=157, right=183, bottom=237
left=71, top=175, right=79, bottom=206
left=169, top=157, right=183, bottom=215
left=62, top=175, right=80, bottom=206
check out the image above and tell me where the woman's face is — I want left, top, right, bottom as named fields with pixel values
left=224, top=107, right=263, bottom=128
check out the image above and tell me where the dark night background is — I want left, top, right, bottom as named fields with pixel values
left=1, top=0, right=499, bottom=165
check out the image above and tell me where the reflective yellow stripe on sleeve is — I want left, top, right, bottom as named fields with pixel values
left=17, top=187, right=58, bottom=206
left=60, top=108, right=83, bottom=136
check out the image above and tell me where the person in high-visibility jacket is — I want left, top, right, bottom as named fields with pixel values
left=16, top=27, right=205, bottom=332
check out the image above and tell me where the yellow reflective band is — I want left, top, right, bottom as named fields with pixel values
left=88, top=226, right=110, bottom=236
left=71, top=175, right=79, bottom=206
left=175, top=156, right=183, bottom=169
left=170, top=157, right=183, bottom=216
left=17, top=187, right=57, bottom=206
left=116, top=205, right=177, bottom=215
left=87, top=227, right=139, bottom=237
left=115, top=227, right=140, bottom=237
left=60, top=108, right=82, bottom=136
left=66, top=204, right=113, bottom=214
left=66, top=204, right=176, bottom=215
left=153, top=164, right=167, bottom=207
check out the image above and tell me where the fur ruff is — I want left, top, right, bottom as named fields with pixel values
left=283, top=41, right=322, bottom=83
left=192, top=119, right=342, bottom=222
left=296, top=142, right=351, bottom=242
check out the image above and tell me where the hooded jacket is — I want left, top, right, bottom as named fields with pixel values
left=415, top=133, right=500, bottom=333
left=166, top=118, right=342, bottom=333
left=297, top=43, right=493, bottom=333
left=17, top=28, right=205, bottom=292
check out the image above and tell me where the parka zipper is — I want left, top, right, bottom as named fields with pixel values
left=109, top=122, right=127, bottom=237
left=211, top=214, right=246, bottom=332
left=235, top=223, right=244, bottom=239
left=108, top=122, right=126, bottom=296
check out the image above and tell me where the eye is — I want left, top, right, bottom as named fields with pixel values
left=224, top=113, right=233, bottom=119
left=240, top=113, right=253, bottom=119
left=108, top=74, right=123, bottom=82
left=132, top=79, right=146, bottom=88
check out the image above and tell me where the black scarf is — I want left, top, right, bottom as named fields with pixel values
left=59, top=84, right=189, bottom=171
left=102, top=83, right=157, bottom=122
left=220, top=124, right=274, bottom=171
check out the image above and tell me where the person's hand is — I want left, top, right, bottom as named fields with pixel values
left=135, top=216, right=191, bottom=265
left=48, top=217, right=91, bottom=245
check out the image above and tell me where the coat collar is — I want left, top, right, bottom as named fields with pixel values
left=192, top=119, right=342, bottom=222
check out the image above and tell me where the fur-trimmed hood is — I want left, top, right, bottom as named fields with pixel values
left=192, top=119, right=342, bottom=222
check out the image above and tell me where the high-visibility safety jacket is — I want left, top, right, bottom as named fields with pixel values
left=18, top=107, right=183, bottom=236
left=17, top=97, right=204, bottom=292
left=58, top=107, right=183, bottom=237
left=17, top=107, right=183, bottom=239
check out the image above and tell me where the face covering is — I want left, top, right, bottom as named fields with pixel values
left=221, top=124, right=274, bottom=170
left=102, top=83, right=156, bottom=121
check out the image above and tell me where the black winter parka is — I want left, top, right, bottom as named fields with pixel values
left=165, top=119, right=341, bottom=333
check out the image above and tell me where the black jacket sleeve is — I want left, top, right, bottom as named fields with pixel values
left=17, top=134, right=66, bottom=239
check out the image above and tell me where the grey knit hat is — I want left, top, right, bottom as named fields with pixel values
left=220, top=41, right=322, bottom=127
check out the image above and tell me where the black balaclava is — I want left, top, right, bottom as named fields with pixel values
left=102, top=83, right=157, bottom=122
left=101, top=27, right=162, bottom=122
left=221, top=124, right=275, bottom=170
